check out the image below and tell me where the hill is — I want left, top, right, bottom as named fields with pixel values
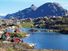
left=5, top=2, right=68, bottom=19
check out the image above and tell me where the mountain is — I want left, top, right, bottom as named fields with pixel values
left=5, top=4, right=37, bottom=19
left=5, top=2, right=68, bottom=19
left=36, top=2, right=67, bottom=17
left=0, top=16, right=5, bottom=19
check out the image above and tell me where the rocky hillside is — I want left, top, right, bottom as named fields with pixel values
left=5, top=2, right=68, bottom=19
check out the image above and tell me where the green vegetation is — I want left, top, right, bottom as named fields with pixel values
left=10, top=32, right=27, bottom=38
left=14, top=16, right=68, bottom=33
left=21, top=22, right=34, bottom=28
left=7, top=47, right=14, bottom=51
left=0, top=41, right=34, bottom=51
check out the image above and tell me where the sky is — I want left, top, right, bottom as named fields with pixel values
left=0, top=0, right=68, bottom=16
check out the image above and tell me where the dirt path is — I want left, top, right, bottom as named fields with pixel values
left=0, top=48, right=7, bottom=51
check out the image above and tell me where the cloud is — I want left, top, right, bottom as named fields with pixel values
left=0, top=13, right=7, bottom=16
left=61, top=2, right=68, bottom=6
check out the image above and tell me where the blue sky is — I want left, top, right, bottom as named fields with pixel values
left=0, top=0, right=68, bottom=16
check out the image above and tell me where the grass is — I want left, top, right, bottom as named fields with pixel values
left=7, top=47, right=15, bottom=51
left=0, top=41, right=34, bottom=51
left=21, top=22, right=34, bottom=28
left=10, top=32, right=27, bottom=38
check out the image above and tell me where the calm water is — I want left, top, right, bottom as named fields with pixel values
left=21, top=28, right=68, bottom=50
left=7, top=28, right=68, bottom=50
